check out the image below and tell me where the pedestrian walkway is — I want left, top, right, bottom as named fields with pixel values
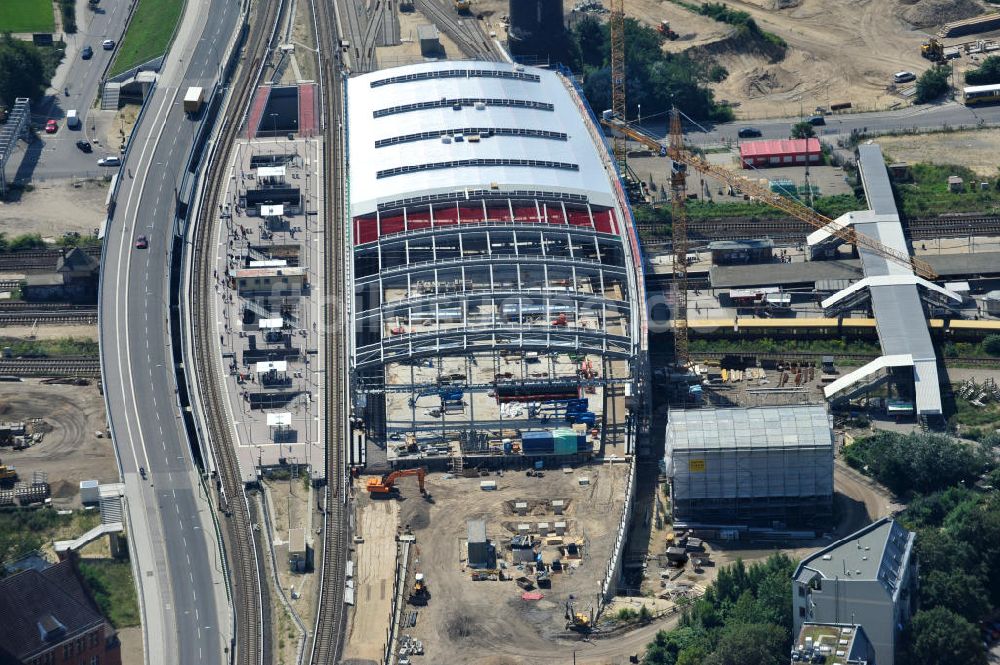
left=298, top=83, right=317, bottom=137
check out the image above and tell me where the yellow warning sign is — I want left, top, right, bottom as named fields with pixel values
left=688, top=459, right=706, bottom=472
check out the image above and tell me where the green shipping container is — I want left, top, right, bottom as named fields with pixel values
left=553, top=429, right=578, bottom=455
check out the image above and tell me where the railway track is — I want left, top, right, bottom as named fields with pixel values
left=0, top=246, right=102, bottom=272
left=686, top=350, right=1000, bottom=368
left=342, top=0, right=374, bottom=72
left=0, top=311, right=98, bottom=325
left=309, top=0, right=349, bottom=659
left=187, top=0, right=287, bottom=663
left=0, top=302, right=98, bottom=326
left=0, top=357, right=100, bottom=377
left=412, top=0, right=498, bottom=60
left=651, top=214, right=1000, bottom=244
left=0, top=302, right=95, bottom=311
left=379, top=0, right=400, bottom=47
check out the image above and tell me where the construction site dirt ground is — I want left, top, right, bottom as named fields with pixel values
left=697, top=0, right=966, bottom=119
left=561, top=0, right=977, bottom=120
left=0, top=177, right=108, bottom=238
left=0, top=379, right=114, bottom=507
left=637, top=461, right=898, bottom=600
left=374, top=462, right=630, bottom=665
left=877, top=128, right=1000, bottom=177
left=0, top=324, right=98, bottom=340
left=343, top=493, right=401, bottom=662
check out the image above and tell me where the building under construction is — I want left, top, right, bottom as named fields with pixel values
left=345, top=61, right=648, bottom=467
left=664, top=405, right=834, bottom=529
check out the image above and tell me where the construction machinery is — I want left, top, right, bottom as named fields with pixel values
left=921, top=37, right=944, bottom=61
left=600, top=110, right=939, bottom=368
left=366, top=467, right=427, bottom=495
left=657, top=20, right=678, bottom=40
left=0, top=459, right=15, bottom=482
left=454, top=0, right=471, bottom=11
left=409, top=573, right=430, bottom=605
left=598, top=114, right=938, bottom=281
left=565, top=601, right=593, bottom=632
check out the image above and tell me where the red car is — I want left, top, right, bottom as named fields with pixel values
left=134, top=235, right=148, bottom=249
left=44, top=119, right=58, bottom=134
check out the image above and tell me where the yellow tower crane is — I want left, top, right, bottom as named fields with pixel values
left=668, top=107, right=690, bottom=366
left=600, top=116, right=939, bottom=283
left=609, top=0, right=626, bottom=172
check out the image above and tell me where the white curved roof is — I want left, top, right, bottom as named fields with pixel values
left=346, top=61, right=616, bottom=216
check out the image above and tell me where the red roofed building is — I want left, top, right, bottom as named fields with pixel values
left=739, top=138, right=821, bottom=168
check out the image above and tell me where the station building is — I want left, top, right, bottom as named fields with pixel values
left=345, top=61, right=648, bottom=467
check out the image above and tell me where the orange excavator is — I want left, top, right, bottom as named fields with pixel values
left=366, top=467, right=427, bottom=496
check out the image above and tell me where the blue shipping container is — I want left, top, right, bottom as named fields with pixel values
left=523, top=440, right=555, bottom=454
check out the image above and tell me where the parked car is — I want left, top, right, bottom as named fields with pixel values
left=44, top=119, right=58, bottom=134
left=737, top=127, right=762, bottom=138
left=134, top=235, right=148, bottom=249
left=807, top=115, right=826, bottom=126
left=75, top=140, right=92, bottom=153
left=97, top=156, right=121, bottom=167
left=81, top=45, right=93, bottom=59
left=893, top=71, right=916, bottom=84
left=102, top=39, right=115, bottom=50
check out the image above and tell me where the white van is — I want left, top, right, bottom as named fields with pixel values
left=893, top=71, right=916, bottom=84
left=66, top=109, right=80, bottom=129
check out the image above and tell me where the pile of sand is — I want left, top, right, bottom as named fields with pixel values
left=899, top=0, right=983, bottom=28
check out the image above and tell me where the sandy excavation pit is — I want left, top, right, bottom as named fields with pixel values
left=344, top=463, right=631, bottom=665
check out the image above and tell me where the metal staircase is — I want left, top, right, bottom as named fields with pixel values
left=0, top=98, right=31, bottom=197
left=101, top=83, right=122, bottom=111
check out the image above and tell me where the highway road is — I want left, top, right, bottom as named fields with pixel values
left=98, top=0, right=242, bottom=662
left=651, top=99, right=1000, bottom=146
left=14, top=0, right=132, bottom=181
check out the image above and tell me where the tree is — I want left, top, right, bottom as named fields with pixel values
left=984, top=334, right=1000, bottom=356
left=645, top=626, right=711, bottom=665
left=921, top=570, right=991, bottom=622
left=903, top=607, right=987, bottom=665
left=913, top=525, right=977, bottom=574
left=843, top=431, right=990, bottom=496
left=915, top=66, right=951, bottom=104
left=573, top=15, right=607, bottom=69
left=0, top=35, right=48, bottom=106
left=8, top=234, right=45, bottom=251
left=702, top=622, right=788, bottom=665
left=571, top=17, right=729, bottom=120
left=965, top=55, right=1000, bottom=85
left=790, top=121, right=815, bottom=139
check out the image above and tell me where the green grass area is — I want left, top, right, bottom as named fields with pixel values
left=688, top=336, right=883, bottom=357
left=0, top=0, right=55, bottom=33
left=108, top=0, right=184, bottom=77
left=78, top=560, right=140, bottom=628
left=896, top=163, right=1000, bottom=217
left=632, top=193, right=861, bottom=239
left=0, top=337, right=99, bottom=358
left=0, top=508, right=99, bottom=568
left=944, top=383, right=1000, bottom=436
